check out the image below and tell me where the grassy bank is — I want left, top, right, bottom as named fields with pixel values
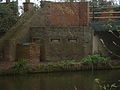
left=0, top=60, right=120, bottom=75
left=0, top=54, right=120, bottom=75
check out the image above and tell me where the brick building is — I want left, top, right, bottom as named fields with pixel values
left=0, top=1, right=120, bottom=62
left=27, top=1, right=92, bottom=61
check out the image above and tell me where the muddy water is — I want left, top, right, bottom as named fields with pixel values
left=0, top=70, right=120, bottom=90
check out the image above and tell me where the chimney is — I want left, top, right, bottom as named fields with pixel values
left=6, top=0, right=10, bottom=3
left=41, top=1, right=51, bottom=8
left=23, top=0, right=34, bottom=12
left=26, top=0, right=30, bottom=3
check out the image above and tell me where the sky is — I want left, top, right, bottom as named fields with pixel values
left=2, top=0, right=41, bottom=6
left=18, top=0, right=41, bottom=14
left=2, top=0, right=120, bottom=6
left=1, top=0, right=120, bottom=14
left=2, top=0, right=55, bottom=13
left=1, top=0, right=42, bottom=14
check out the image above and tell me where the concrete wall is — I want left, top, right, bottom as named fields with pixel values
left=30, top=27, right=93, bottom=61
left=93, top=33, right=109, bottom=56
left=93, top=31, right=120, bottom=59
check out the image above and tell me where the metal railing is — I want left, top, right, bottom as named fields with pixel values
left=90, top=5, right=120, bottom=21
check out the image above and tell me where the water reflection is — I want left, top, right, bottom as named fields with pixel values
left=0, top=70, right=120, bottom=90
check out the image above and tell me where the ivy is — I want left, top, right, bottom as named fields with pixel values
left=0, top=2, right=18, bottom=32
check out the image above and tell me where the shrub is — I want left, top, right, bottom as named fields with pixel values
left=13, top=60, right=32, bottom=74
left=38, top=60, right=78, bottom=72
left=81, top=54, right=111, bottom=65
left=0, top=2, right=18, bottom=31
left=94, top=78, right=118, bottom=90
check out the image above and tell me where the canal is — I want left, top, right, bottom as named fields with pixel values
left=0, top=70, right=120, bottom=90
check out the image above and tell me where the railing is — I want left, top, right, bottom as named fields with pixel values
left=89, top=5, right=120, bottom=21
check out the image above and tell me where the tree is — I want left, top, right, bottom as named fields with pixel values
left=0, top=0, right=3, bottom=2
left=0, top=2, right=18, bottom=35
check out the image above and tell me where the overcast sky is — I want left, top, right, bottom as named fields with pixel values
left=2, top=0, right=42, bottom=14
left=1, top=0, right=120, bottom=14
left=2, top=0, right=41, bottom=6
left=1, top=0, right=55, bottom=15
left=2, top=0, right=120, bottom=6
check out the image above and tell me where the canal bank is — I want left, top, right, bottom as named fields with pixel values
left=0, top=59, right=120, bottom=75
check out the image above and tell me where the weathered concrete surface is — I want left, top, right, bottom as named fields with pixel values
left=30, top=27, right=93, bottom=61
left=93, top=31, right=120, bottom=59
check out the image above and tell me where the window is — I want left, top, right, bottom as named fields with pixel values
left=68, top=39, right=77, bottom=43
left=51, top=39, right=60, bottom=42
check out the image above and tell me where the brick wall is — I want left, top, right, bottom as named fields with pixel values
left=16, top=43, right=40, bottom=63
left=41, top=2, right=89, bottom=26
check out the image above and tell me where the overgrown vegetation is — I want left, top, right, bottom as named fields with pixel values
left=37, top=55, right=113, bottom=72
left=36, top=55, right=112, bottom=72
left=0, top=2, right=18, bottom=33
left=13, top=60, right=32, bottom=74
left=38, top=60, right=79, bottom=72
left=95, top=78, right=118, bottom=90
left=81, top=54, right=111, bottom=65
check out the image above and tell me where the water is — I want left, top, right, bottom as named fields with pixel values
left=0, top=70, right=120, bottom=90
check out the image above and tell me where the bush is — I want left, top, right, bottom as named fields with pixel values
left=38, top=60, right=78, bottom=72
left=94, top=78, right=118, bottom=90
left=0, top=2, right=18, bottom=31
left=13, top=60, right=32, bottom=74
left=81, top=54, right=111, bottom=65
